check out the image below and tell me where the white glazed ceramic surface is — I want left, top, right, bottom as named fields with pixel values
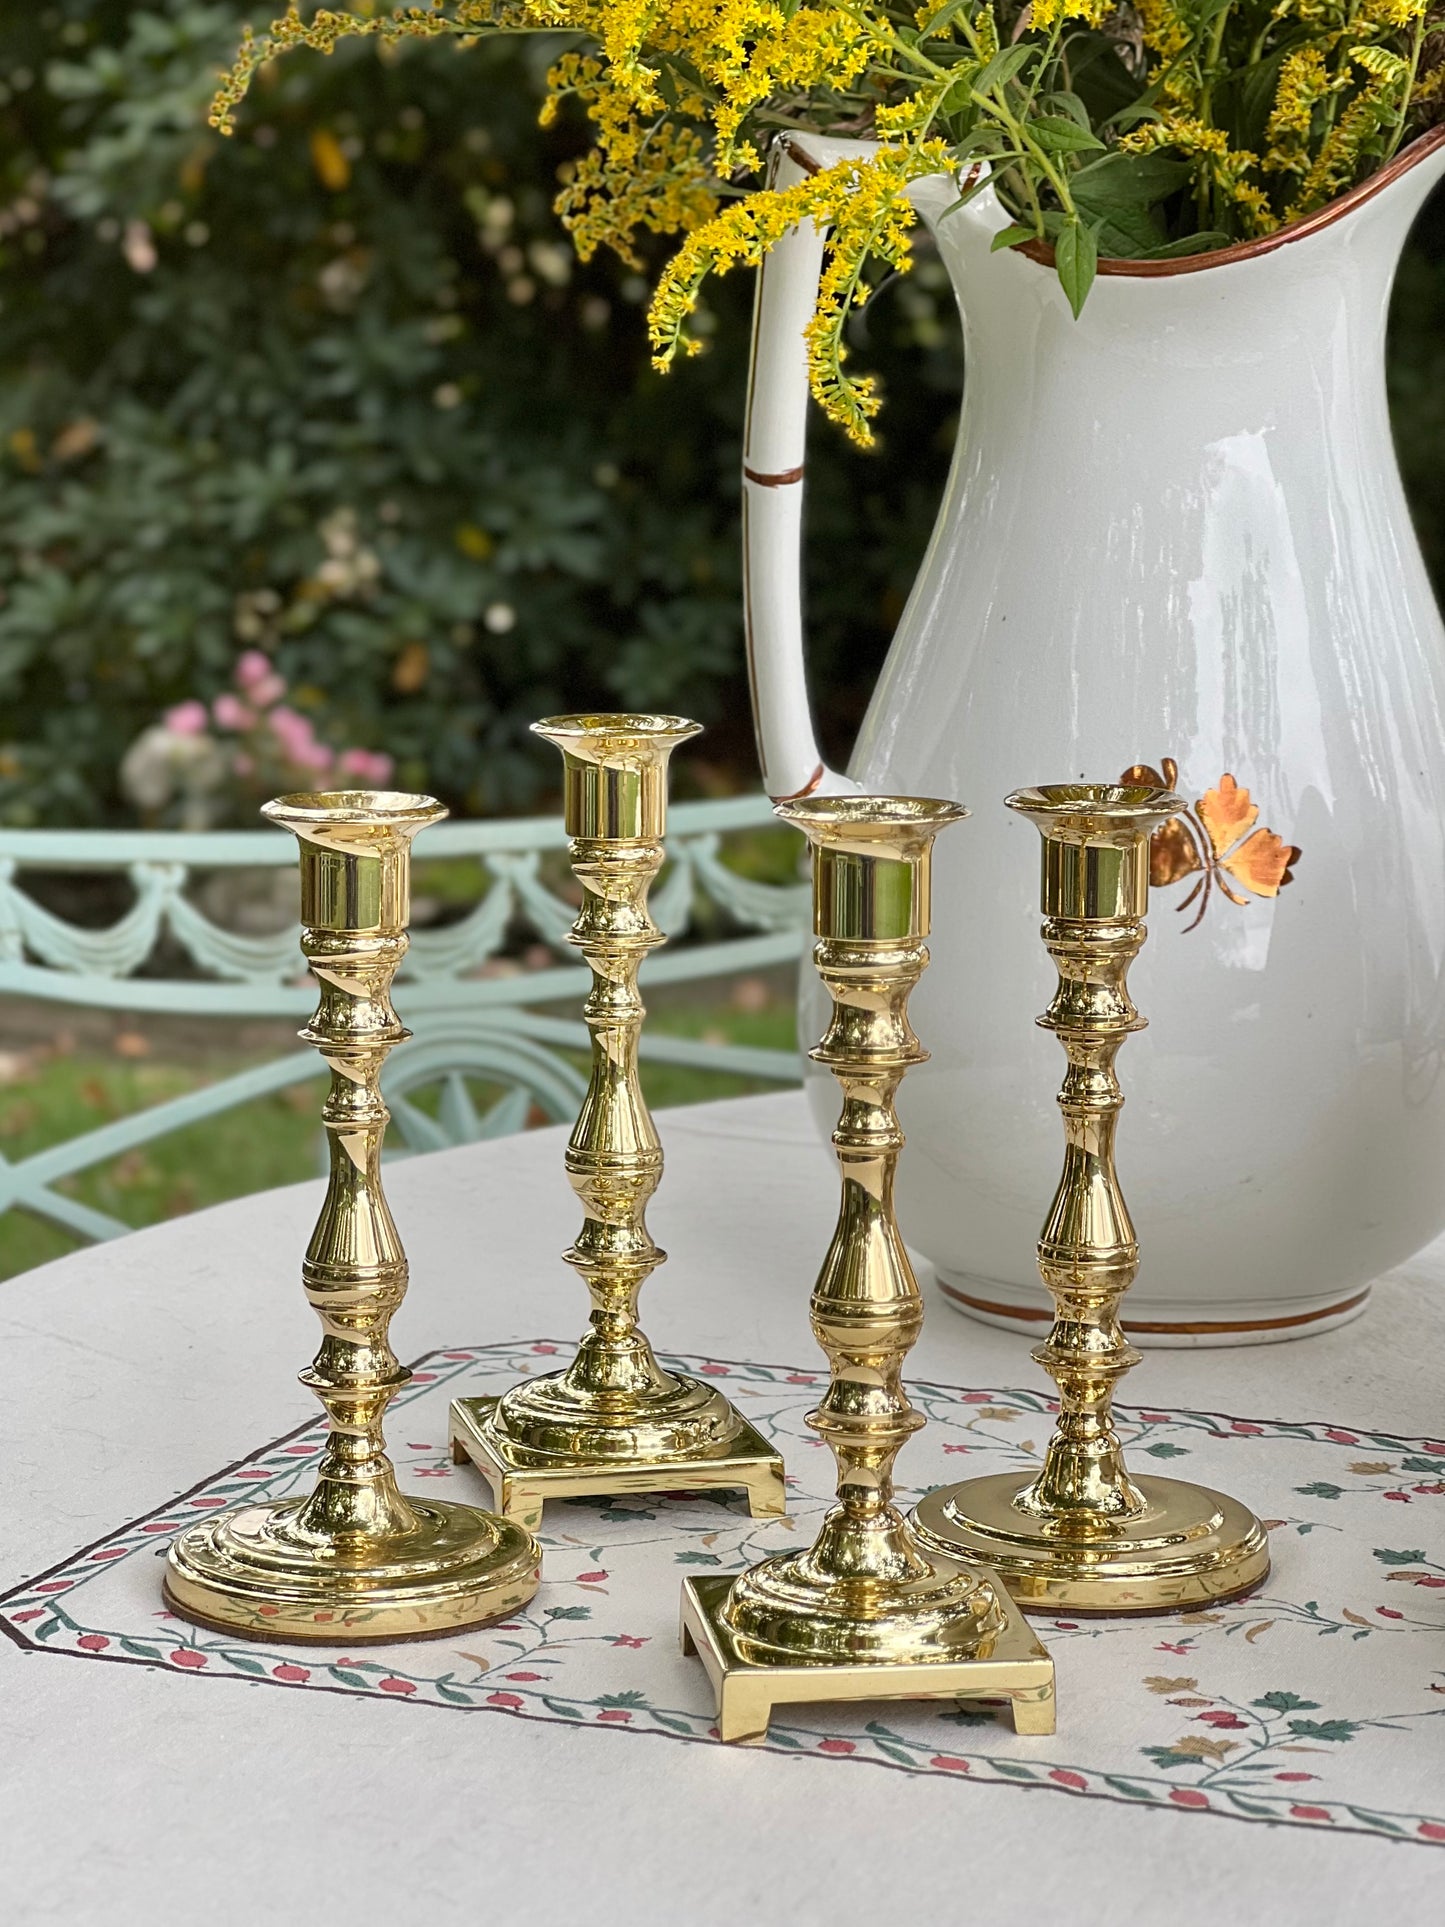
left=745, top=132, right=1445, bottom=1343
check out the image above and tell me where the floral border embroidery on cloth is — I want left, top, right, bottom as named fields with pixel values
left=2, top=1344, right=1441, bottom=1846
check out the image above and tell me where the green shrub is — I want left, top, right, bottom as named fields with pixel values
left=0, top=3, right=1441, bottom=825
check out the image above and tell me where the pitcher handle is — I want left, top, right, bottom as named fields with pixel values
left=743, top=135, right=880, bottom=800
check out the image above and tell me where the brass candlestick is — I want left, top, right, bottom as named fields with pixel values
left=913, top=783, right=1270, bottom=1613
left=450, top=716, right=785, bottom=1527
left=682, top=796, right=1055, bottom=1744
left=165, top=791, right=540, bottom=1642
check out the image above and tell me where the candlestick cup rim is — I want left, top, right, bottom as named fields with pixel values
left=261, top=789, right=448, bottom=831
left=1006, top=782, right=1185, bottom=825
left=530, top=713, right=703, bottom=748
left=774, top=794, right=969, bottom=846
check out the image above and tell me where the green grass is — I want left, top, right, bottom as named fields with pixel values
left=0, top=991, right=799, bottom=1281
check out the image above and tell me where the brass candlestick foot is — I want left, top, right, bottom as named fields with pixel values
left=911, top=784, right=1269, bottom=1615
left=165, top=791, right=541, bottom=1644
left=450, top=717, right=785, bottom=1527
left=683, top=796, right=1055, bottom=1742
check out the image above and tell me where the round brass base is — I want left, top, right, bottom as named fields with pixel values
left=719, top=1542, right=1006, bottom=1667
left=164, top=1497, right=541, bottom=1644
left=911, top=1474, right=1270, bottom=1615
left=490, top=1366, right=744, bottom=1465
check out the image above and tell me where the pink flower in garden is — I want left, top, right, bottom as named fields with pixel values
left=233, top=754, right=254, bottom=777
left=269, top=706, right=334, bottom=773
left=338, top=747, right=395, bottom=785
left=212, top=693, right=254, bottom=731
left=164, top=700, right=209, bottom=736
left=236, top=651, right=286, bottom=706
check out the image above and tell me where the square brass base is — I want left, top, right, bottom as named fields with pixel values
left=679, top=1573, right=1057, bottom=1744
left=449, top=1396, right=787, bottom=1532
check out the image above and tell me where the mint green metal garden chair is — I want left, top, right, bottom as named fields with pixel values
left=0, top=796, right=806, bottom=1245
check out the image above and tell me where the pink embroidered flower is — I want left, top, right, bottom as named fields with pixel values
left=1169, top=1789, right=1209, bottom=1809
left=597, top=1709, right=631, bottom=1723
left=506, top=1672, right=545, bottom=1682
left=1155, top=1641, right=1192, bottom=1655
left=487, top=1691, right=524, bottom=1709
left=1413, top=1575, right=1445, bottom=1587
left=1289, top=1804, right=1332, bottom=1821
left=699, top=1363, right=731, bottom=1377
left=1139, top=1413, right=1171, bottom=1424
left=929, top=1755, right=971, bottom=1773
left=612, top=1635, right=648, bottom=1649
left=1419, top=1822, right=1445, bottom=1841
left=1049, top=1769, right=1087, bottom=1790
left=164, top=700, right=209, bottom=736
left=170, top=1649, right=207, bottom=1669
left=785, top=1375, right=817, bottom=1386
left=36, top=1580, right=73, bottom=1592
left=577, top=1570, right=608, bottom=1584
left=1383, top=1491, right=1411, bottom=1503
left=90, top=1548, right=127, bottom=1561
left=817, top=1739, right=855, bottom=1755
left=273, top=1663, right=310, bottom=1683
left=942, top=1444, right=971, bottom=1454
left=1230, top=1421, right=1263, bottom=1436
left=1196, top=1710, right=1247, bottom=1729
left=1323, top=1429, right=1358, bottom=1446
left=961, top=1393, right=993, bottom=1405
left=378, top=1677, right=416, bottom=1695
left=1377, top=1607, right=1404, bottom=1619
left=1274, top=1772, right=1317, bottom=1782
left=76, top=1634, right=109, bottom=1652
left=531, top=1344, right=558, bottom=1355
left=9, top=1610, right=43, bottom=1623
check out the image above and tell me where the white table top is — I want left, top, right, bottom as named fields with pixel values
left=2, top=1090, right=1439, bottom=1924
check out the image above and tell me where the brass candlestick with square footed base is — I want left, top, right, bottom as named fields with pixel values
left=450, top=716, right=785, bottom=1530
left=682, top=796, right=1055, bottom=1744
left=912, top=783, right=1270, bottom=1614
left=165, top=791, right=540, bottom=1644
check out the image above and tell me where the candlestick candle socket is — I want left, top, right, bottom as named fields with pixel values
left=911, top=783, right=1271, bottom=1612
left=682, top=794, right=1056, bottom=1743
left=449, top=716, right=786, bottom=1527
left=165, top=790, right=541, bottom=1642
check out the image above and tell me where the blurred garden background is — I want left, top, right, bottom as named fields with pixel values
left=3, top=0, right=1445, bottom=1277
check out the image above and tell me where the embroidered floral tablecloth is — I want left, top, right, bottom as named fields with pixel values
left=4, top=1343, right=1441, bottom=1848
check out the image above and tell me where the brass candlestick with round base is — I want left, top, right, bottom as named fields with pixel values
left=449, top=716, right=785, bottom=1529
left=165, top=791, right=541, bottom=1643
left=912, top=783, right=1270, bottom=1614
left=681, top=796, right=1056, bottom=1745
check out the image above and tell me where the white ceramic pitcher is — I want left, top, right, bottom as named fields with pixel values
left=745, top=127, right=1445, bottom=1343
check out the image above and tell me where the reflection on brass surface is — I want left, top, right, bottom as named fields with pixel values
left=682, top=796, right=1055, bottom=1743
left=449, top=718, right=785, bottom=1526
left=1121, top=757, right=1300, bottom=932
left=165, top=791, right=540, bottom=1643
left=912, top=784, right=1270, bottom=1613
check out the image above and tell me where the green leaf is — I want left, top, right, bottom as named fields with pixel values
left=545, top=1603, right=593, bottom=1619
left=990, top=1760, right=1039, bottom=1780
left=1399, top=1456, right=1445, bottom=1474
left=1138, top=231, right=1232, bottom=260
left=990, top=223, right=1038, bottom=253
left=1252, top=1691, right=1320, bottom=1713
left=119, top=1637, right=161, bottom=1659
left=1373, top=1548, right=1428, bottom=1565
left=332, top=1668, right=368, bottom=1689
left=674, top=1550, right=723, bottom=1566
left=1055, top=218, right=1098, bottom=318
left=1295, top=1482, right=1343, bottom=1500
left=435, top=1682, right=473, bottom=1704
left=1142, top=1441, right=1190, bottom=1459
left=542, top=1696, right=583, bottom=1720
left=1286, top=1718, right=1361, bottom=1743
left=223, top=1651, right=266, bottom=1676
left=1037, top=90, right=1094, bottom=131
left=1028, top=116, right=1107, bottom=156
left=974, top=46, right=1037, bottom=95
left=1072, top=152, right=1192, bottom=208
